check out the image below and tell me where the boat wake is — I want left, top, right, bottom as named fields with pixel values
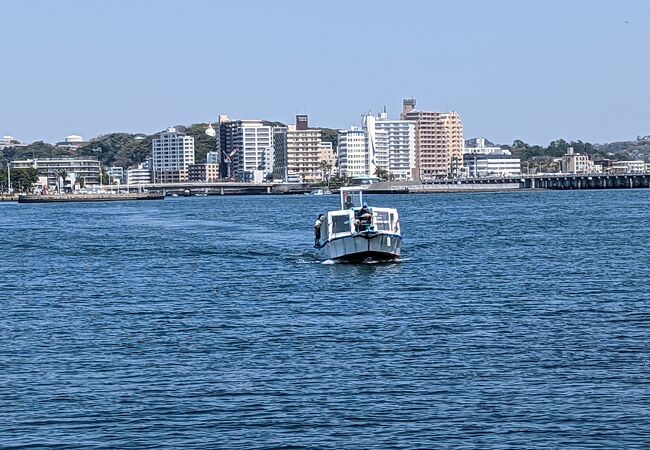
left=321, top=257, right=410, bottom=265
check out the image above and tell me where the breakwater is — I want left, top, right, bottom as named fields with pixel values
left=17, top=192, right=164, bottom=203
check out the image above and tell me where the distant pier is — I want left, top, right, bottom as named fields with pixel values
left=368, top=173, right=650, bottom=193
left=17, top=192, right=164, bottom=203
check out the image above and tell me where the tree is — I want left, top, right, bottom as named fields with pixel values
left=57, top=169, right=68, bottom=193
left=319, top=160, right=332, bottom=185
left=374, top=166, right=389, bottom=181
left=11, top=168, right=39, bottom=192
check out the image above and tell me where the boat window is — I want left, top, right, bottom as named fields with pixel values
left=332, top=215, right=351, bottom=234
left=341, top=190, right=362, bottom=210
left=374, top=211, right=392, bottom=231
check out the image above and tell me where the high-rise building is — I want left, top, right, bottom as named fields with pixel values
left=152, top=127, right=195, bottom=183
left=363, top=109, right=416, bottom=181
left=338, top=127, right=368, bottom=178
left=273, top=115, right=323, bottom=182
left=401, top=98, right=464, bottom=180
left=219, top=115, right=273, bottom=181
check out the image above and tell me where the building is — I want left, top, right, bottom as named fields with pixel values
left=463, top=154, right=522, bottom=177
left=152, top=127, right=195, bottom=183
left=363, top=109, right=416, bottom=181
left=273, top=115, right=323, bottom=182
left=465, top=137, right=510, bottom=155
left=609, top=160, right=646, bottom=174
left=401, top=98, right=465, bottom=180
left=107, top=166, right=125, bottom=184
left=338, top=127, right=368, bottom=178
left=319, top=141, right=337, bottom=179
left=10, top=157, right=101, bottom=188
left=206, top=151, right=220, bottom=164
left=561, top=147, right=593, bottom=174
left=126, top=163, right=151, bottom=185
left=188, top=163, right=220, bottom=182
left=0, top=135, right=27, bottom=150
left=219, top=115, right=273, bottom=182
left=55, top=134, right=88, bottom=149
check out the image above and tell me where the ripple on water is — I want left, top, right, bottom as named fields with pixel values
left=0, top=190, right=649, bottom=448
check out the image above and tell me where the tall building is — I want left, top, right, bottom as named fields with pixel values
left=338, top=127, right=368, bottom=178
left=363, top=109, right=416, bottom=181
left=273, top=115, right=323, bottom=182
left=401, top=98, right=464, bottom=180
left=219, top=115, right=273, bottom=182
left=319, top=141, right=336, bottom=178
left=152, top=127, right=195, bottom=183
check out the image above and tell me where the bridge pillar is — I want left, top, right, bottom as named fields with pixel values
left=267, top=186, right=271, bottom=194
left=220, top=188, right=224, bottom=196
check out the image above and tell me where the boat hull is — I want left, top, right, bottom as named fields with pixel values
left=317, top=233, right=401, bottom=261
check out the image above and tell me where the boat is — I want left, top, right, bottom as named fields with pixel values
left=314, top=187, right=402, bottom=262
left=305, top=189, right=332, bottom=196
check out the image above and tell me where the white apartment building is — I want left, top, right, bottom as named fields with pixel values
left=152, top=127, right=195, bottom=183
left=338, top=127, right=368, bottom=178
left=463, top=154, right=521, bottom=177
left=229, top=120, right=273, bottom=182
left=561, top=147, right=593, bottom=174
left=126, top=163, right=151, bottom=185
left=609, top=160, right=646, bottom=173
left=465, top=137, right=510, bottom=155
left=10, top=158, right=101, bottom=187
left=273, top=116, right=323, bottom=182
left=363, top=110, right=416, bottom=181
left=107, top=166, right=125, bottom=183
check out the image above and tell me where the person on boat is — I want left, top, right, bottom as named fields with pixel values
left=343, top=194, right=353, bottom=210
left=314, top=214, right=325, bottom=246
left=356, top=203, right=373, bottom=231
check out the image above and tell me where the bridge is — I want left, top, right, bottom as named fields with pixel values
left=454, top=173, right=650, bottom=190
left=369, top=173, right=650, bottom=193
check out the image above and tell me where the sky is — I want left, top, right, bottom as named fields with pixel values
left=1, top=0, right=649, bottom=145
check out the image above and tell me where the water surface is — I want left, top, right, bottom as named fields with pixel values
left=1, top=190, right=649, bottom=448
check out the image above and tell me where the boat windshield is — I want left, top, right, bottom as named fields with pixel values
left=340, top=190, right=363, bottom=210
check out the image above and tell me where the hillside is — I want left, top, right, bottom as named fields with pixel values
left=0, top=122, right=220, bottom=169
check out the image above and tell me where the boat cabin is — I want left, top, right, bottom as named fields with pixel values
left=316, top=187, right=400, bottom=246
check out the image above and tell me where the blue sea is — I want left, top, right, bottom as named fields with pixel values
left=1, top=190, right=649, bottom=448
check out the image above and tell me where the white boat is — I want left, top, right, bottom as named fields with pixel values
left=306, top=189, right=332, bottom=196
left=314, top=187, right=402, bottom=262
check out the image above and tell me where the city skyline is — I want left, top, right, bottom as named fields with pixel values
left=2, top=0, right=649, bottom=145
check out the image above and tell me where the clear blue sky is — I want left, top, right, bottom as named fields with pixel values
left=2, top=0, right=649, bottom=145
